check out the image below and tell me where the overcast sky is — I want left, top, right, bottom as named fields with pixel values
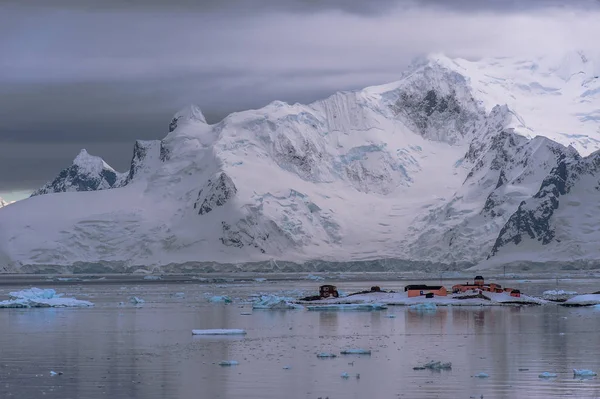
left=1, top=0, right=600, bottom=200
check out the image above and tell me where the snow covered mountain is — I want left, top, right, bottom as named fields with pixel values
left=1, top=52, right=600, bottom=272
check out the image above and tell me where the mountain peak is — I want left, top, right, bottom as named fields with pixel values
left=73, top=149, right=116, bottom=175
left=169, top=104, right=207, bottom=132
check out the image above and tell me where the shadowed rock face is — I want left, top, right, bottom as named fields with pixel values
left=194, top=172, right=237, bottom=215
left=489, top=152, right=600, bottom=257
left=31, top=150, right=124, bottom=196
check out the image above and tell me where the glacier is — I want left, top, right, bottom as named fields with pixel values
left=1, top=52, right=600, bottom=272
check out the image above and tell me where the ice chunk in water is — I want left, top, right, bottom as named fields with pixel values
left=474, top=372, right=489, bottom=378
left=413, top=361, right=452, bottom=370
left=192, top=329, right=247, bottom=335
left=306, top=274, right=324, bottom=281
left=539, top=372, right=558, bottom=378
left=316, top=353, right=337, bottom=358
left=143, top=275, right=162, bottom=281
left=129, top=296, right=145, bottom=304
left=252, top=295, right=303, bottom=310
left=254, top=278, right=267, bottom=282
left=341, top=372, right=350, bottom=379
left=573, top=369, right=597, bottom=377
left=219, top=360, right=239, bottom=366
left=0, top=288, right=93, bottom=308
left=340, top=349, right=371, bottom=355
left=208, top=295, right=232, bottom=304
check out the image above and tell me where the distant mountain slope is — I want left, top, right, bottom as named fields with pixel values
left=2, top=52, right=600, bottom=272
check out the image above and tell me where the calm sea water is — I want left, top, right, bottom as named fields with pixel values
left=1, top=277, right=600, bottom=399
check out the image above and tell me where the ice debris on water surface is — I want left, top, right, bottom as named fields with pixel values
left=539, top=372, right=558, bottom=378
left=207, top=295, right=232, bottom=304
left=143, top=275, right=162, bottom=281
left=254, top=278, right=267, bottom=282
left=129, top=296, right=145, bottom=305
left=542, top=290, right=577, bottom=302
left=413, top=361, right=452, bottom=371
left=283, top=365, right=291, bottom=370
left=340, top=349, right=371, bottom=355
left=474, top=372, right=489, bottom=378
left=573, top=369, right=597, bottom=377
left=252, top=295, right=303, bottom=310
left=192, top=329, right=247, bottom=335
left=409, top=303, right=437, bottom=313
left=316, top=353, right=337, bottom=358
left=0, top=288, right=94, bottom=308
left=341, top=372, right=350, bottom=379
left=306, top=274, right=325, bottom=281
left=219, top=360, right=239, bottom=366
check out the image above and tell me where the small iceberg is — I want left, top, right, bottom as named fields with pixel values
left=413, top=361, right=452, bottom=371
left=573, top=369, right=597, bottom=377
left=316, top=353, right=337, bottom=358
left=306, top=274, right=325, bottom=281
left=474, top=372, right=489, bottom=378
left=409, top=303, right=437, bottom=313
left=542, top=290, right=577, bottom=302
left=539, top=372, right=558, bottom=378
left=0, top=288, right=94, bottom=308
left=192, top=329, right=247, bottom=335
left=254, top=278, right=267, bottom=282
left=208, top=295, right=232, bottom=304
left=306, top=303, right=387, bottom=311
left=341, top=372, right=350, bottom=379
left=219, top=360, right=239, bottom=366
left=129, top=296, right=145, bottom=305
left=252, top=295, right=302, bottom=310
left=143, top=275, right=162, bottom=281
left=562, top=294, right=600, bottom=307
left=340, top=349, right=371, bottom=355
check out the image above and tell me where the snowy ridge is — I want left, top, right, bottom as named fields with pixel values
left=2, top=52, right=600, bottom=272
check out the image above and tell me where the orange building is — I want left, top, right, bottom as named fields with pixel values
left=404, top=285, right=448, bottom=298
left=452, top=276, right=521, bottom=297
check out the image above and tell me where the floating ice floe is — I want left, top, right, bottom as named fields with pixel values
left=474, top=372, right=489, bottom=378
left=539, top=372, right=558, bottom=378
left=573, top=369, right=597, bottom=377
left=219, top=360, right=239, bottom=366
left=413, top=361, right=452, bottom=370
left=562, top=294, right=600, bottom=307
left=341, top=372, right=350, bottom=379
left=409, top=303, right=437, bottom=313
left=542, top=290, right=578, bottom=302
left=252, top=295, right=303, bottom=310
left=306, top=274, right=325, bottom=281
left=340, top=349, right=371, bottom=355
left=283, top=365, right=291, bottom=370
left=129, top=296, right=145, bottom=305
left=192, top=329, right=247, bottom=335
left=0, top=288, right=94, bottom=308
left=208, top=295, right=233, bottom=304
left=254, top=278, right=267, bottom=283
left=316, top=353, right=337, bottom=358
left=143, top=275, right=162, bottom=281
left=306, top=303, right=387, bottom=311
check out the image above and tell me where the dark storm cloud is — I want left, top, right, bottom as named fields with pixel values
left=1, top=0, right=599, bottom=197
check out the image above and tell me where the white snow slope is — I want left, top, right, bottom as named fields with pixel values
left=0, top=197, right=12, bottom=208
left=1, top=52, right=600, bottom=272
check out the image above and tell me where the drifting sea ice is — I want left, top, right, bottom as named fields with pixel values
left=218, top=361, right=239, bottom=366
left=0, top=288, right=94, bottom=308
left=563, top=294, right=600, bottom=306
left=207, top=295, right=233, bottom=304
left=316, top=353, right=337, bottom=358
left=192, top=329, right=247, bottom=335
left=252, top=295, right=303, bottom=310
left=573, top=369, right=597, bottom=377
left=474, top=372, right=490, bottom=378
left=129, top=296, right=145, bottom=305
left=542, top=290, right=578, bottom=301
left=340, top=349, right=371, bottom=355
left=539, top=372, right=558, bottom=378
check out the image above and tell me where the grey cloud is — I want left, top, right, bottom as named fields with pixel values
left=3, top=0, right=599, bottom=14
left=1, top=0, right=600, bottom=194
